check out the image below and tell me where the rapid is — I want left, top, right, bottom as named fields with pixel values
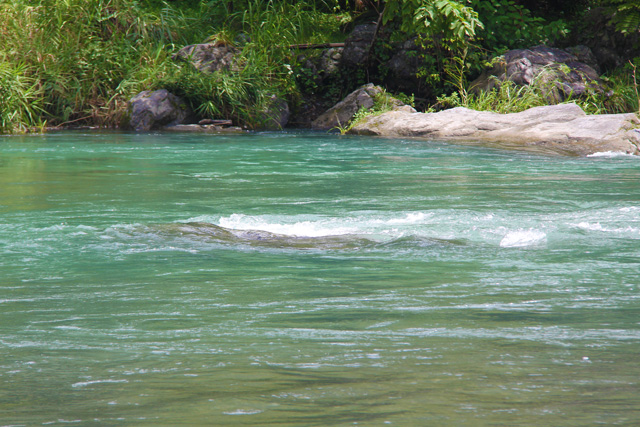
left=1, top=131, right=639, bottom=425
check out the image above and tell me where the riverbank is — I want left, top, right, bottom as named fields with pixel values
left=3, top=1, right=639, bottom=136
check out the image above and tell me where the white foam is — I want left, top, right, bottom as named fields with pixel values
left=500, top=229, right=547, bottom=248
left=218, top=214, right=357, bottom=237
left=576, top=221, right=639, bottom=235
left=587, top=151, right=638, bottom=158
left=619, top=206, right=640, bottom=212
left=185, top=212, right=547, bottom=244
left=223, top=409, right=263, bottom=415
left=72, top=379, right=128, bottom=388
left=187, top=212, right=431, bottom=238
left=383, top=212, right=431, bottom=225
left=576, top=221, right=605, bottom=232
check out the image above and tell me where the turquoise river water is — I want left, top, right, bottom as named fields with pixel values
left=1, top=131, right=639, bottom=425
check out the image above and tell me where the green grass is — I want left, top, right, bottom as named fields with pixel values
left=0, top=0, right=204, bottom=130
left=0, top=0, right=346, bottom=132
left=0, top=60, right=45, bottom=133
left=1, top=0, right=637, bottom=134
left=434, top=62, right=640, bottom=115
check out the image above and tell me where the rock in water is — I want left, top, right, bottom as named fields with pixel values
left=128, top=89, right=191, bottom=131
left=159, top=222, right=374, bottom=250
left=348, top=104, right=640, bottom=156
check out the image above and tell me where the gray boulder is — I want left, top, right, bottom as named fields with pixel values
left=384, top=39, right=423, bottom=94
left=564, top=45, right=601, bottom=74
left=258, top=95, right=290, bottom=130
left=128, top=89, right=191, bottom=131
left=567, top=8, right=640, bottom=71
left=470, top=46, right=603, bottom=102
left=340, top=23, right=377, bottom=68
left=319, top=47, right=343, bottom=76
left=172, top=43, right=238, bottom=74
left=312, top=83, right=415, bottom=130
left=348, top=103, right=640, bottom=156
left=296, top=47, right=343, bottom=89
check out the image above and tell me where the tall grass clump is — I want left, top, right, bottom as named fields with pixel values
left=0, top=59, right=45, bottom=133
left=0, top=0, right=345, bottom=132
left=0, top=0, right=214, bottom=132
left=436, top=58, right=640, bottom=115
left=575, top=62, right=640, bottom=115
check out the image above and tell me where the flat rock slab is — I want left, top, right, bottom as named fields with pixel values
left=162, top=124, right=245, bottom=133
left=348, top=103, right=640, bottom=156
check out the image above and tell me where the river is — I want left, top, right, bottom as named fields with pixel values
left=1, top=131, right=639, bottom=425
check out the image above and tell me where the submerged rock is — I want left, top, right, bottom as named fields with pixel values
left=153, top=222, right=464, bottom=250
left=162, top=222, right=374, bottom=250
left=348, top=103, right=640, bottom=156
left=162, top=124, right=244, bottom=133
left=127, top=89, right=191, bottom=131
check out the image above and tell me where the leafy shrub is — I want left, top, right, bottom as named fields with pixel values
left=469, top=0, right=569, bottom=54
left=602, top=0, right=640, bottom=34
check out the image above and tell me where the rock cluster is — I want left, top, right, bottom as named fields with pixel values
left=567, top=7, right=640, bottom=71
left=125, top=22, right=640, bottom=157
left=128, top=43, right=290, bottom=131
left=470, top=46, right=602, bottom=102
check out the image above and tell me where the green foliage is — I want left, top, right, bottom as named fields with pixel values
left=414, top=0, right=483, bottom=44
left=155, top=0, right=349, bottom=128
left=435, top=59, right=640, bottom=115
left=469, top=0, right=569, bottom=53
left=0, top=0, right=351, bottom=132
left=602, top=0, right=640, bottom=34
left=0, top=0, right=215, bottom=130
left=199, top=0, right=345, bottom=16
left=0, top=60, right=45, bottom=133
left=383, top=0, right=483, bottom=49
left=575, top=60, right=640, bottom=115
left=159, top=62, right=277, bottom=128
left=0, top=0, right=638, bottom=134
left=435, top=79, right=550, bottom=113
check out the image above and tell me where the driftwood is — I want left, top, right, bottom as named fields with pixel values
left=289, top=42, right=345, bottom=50
left=199, top=119, right=233, bottom=126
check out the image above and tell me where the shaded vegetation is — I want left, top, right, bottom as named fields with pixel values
left=0, top=0, right=639, bottom=133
